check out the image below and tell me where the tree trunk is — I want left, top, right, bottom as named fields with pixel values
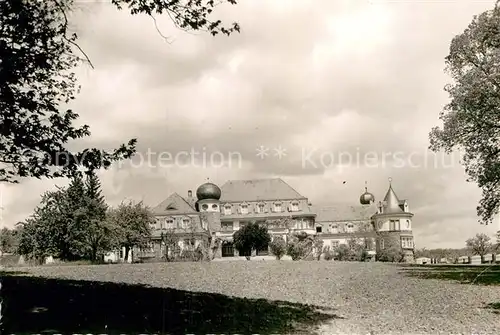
left=124, top=246, right=130, bottom=262
left=91, top=245, right=98, bottom=264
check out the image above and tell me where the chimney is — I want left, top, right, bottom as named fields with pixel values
left=188, top=190, right=192, bottom=197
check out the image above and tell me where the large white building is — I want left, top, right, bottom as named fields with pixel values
left=111, top=178, right=415, bottom=262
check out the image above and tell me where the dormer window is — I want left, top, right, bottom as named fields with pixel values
left=273, top=202, right=282, bottom=212
left=290, top=201, right=299, bottom=212
left=240, top=204, right=249, bottom=215
left=152, top=218, right=160, bottom=229
left=224, top=204, right=232, bottom=215
left=257, top=203, right=265, bottom=213
left=165, top=218, right=174, bottom=229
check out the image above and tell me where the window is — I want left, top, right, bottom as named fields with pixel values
left=316, top=226, right=322, bottom=233
left=347, top=223, right=354, bottom=232
left=257, top=203, right=265, bottom=213
left=182, top=219, right=190, bottom=228
left=165, top=219, right=174, bottom=229
left=401, top=237, right=413, bottom=249
left=331, top=224, right=338, bottom=233
left=389, top=220, right=400, bottom=231
left=224, top=205, right=232, bottom=215
left=291, top=201, right=299, bottom=212
left=380, top=239, right=385, bottom=249
left=184, top=239, right=195, bottom=248
left=274, top=202, right=282, bottom=212
left=201, top=203, right=208, bottom=211
left=151, top=219, right=159, bottom=229
left=212, top=204, right=218, bottom=211
left=142, top=242, right=154, bottom=253
left=405, top=220, right=410, bottom=229
left=332, top=241, right=339, bottom=248
left=119, top=248, right=124, bottom=258
left=240, top=204, right=249, bottom=214
left=221, top=222, right=233, bottom=231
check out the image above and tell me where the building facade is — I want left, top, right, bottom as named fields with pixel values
left=112, top=178, right=415, bottom=263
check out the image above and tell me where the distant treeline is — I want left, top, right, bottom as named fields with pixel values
left=415, top=248, right=480, bottom=259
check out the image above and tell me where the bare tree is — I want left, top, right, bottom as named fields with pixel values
left=160, top=229, right=178, bottom=262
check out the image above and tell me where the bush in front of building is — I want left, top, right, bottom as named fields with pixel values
left=270, top=237, right=286, bottom=260
left=286, top=232, right=315, bottom=260
left=323, top=246, right=334, bottom=261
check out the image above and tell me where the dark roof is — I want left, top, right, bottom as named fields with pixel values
left=220, top=178, right=307, bottom=202
left=382, top=184, right=404, bottom=213
left=312, top=203, right=377, bottom=222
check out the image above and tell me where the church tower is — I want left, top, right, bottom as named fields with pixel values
left=372, top=178, right=414, bottom=263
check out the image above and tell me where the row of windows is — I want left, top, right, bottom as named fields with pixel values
left=389, top=219, right=411, bottom=231
left=140, top=239, right=197, bottom=253
left=223, top=201, right=301, bottom=215
left=220, top=220, right=314, bottom=231
left=379, top=237, right=414, bottom=249
left=152, top=217, right=192, bottom=229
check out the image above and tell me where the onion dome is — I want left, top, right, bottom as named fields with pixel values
left=360, top=181, right=375, bottom=205
left=196, top=182, right=221, bottom=201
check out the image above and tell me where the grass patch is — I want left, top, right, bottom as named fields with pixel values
left=399, top=264, right=500, bottom=285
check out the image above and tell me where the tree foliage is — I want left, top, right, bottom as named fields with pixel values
left=0, top=0, right=136, bottom=182
left=429, top=1, right=500, bottom=224
left=0, top=227, right=19, bottom=255
left=16, top=172, right=124, bottom=262
left=286, top=232, right=317, bottom=261
left=107, top=200, right=154, bottom=261
left=376, top=237, right=405, bottom=263
left=466, top=233, right=493, bottom=262
left=269, top=236, right=286, bottom=260
left=233, top=222, right=271, bottom=260
left=0, top=0, right=239, bottom=183
left=333, top=244, right=351, bottom=261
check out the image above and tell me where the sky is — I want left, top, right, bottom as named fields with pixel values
left=1, top=0, right=500, bottom=249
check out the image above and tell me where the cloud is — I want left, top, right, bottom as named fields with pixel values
left=2, top=0, right=499, bottom=249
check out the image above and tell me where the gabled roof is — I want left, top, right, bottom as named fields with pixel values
left=312, top=203, right=377, bottom=222
left=220, top=178, right=306, bottom=202
left=151, top=192, right=197, bottom=215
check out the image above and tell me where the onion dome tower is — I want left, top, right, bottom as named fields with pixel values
left=359, top=181, right=375, bottom=205
left=195, top=179, right=221, bottom=212
left=195, top=178, right=222, bottom=232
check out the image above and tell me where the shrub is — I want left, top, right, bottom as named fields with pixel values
left=270, top=237, right=286, bottom=260
left=323, top=246, right=334, bottom=261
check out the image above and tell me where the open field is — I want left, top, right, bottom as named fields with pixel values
left=400, top=264, right=500, bottom=285
left=2, top=261, right=500, bottom=334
